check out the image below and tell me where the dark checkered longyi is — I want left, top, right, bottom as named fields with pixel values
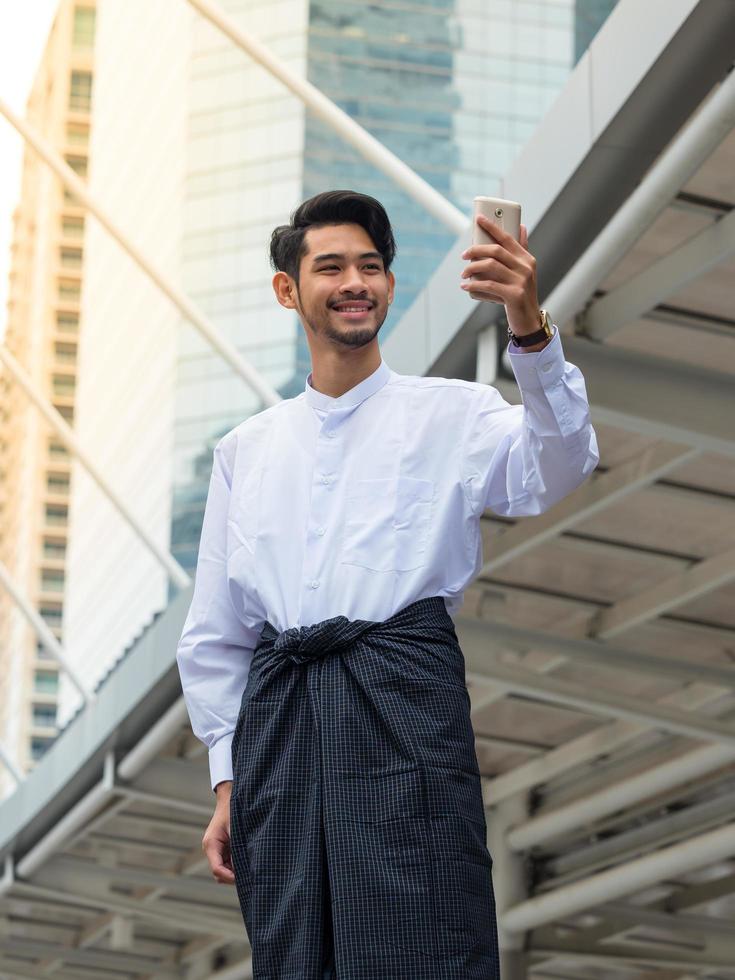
left=229, top=594, right=500, bottom=979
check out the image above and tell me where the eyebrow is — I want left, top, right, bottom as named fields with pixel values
left=311, top=251, right=383, bottom=265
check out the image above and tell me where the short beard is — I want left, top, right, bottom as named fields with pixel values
left=295, top=282, right=388, bottom=349
left=320, top=317, right=384, bottom=348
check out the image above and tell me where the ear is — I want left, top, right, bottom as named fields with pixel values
left=273, top=271, right=298, bottom=310
left=387, top=270, right=396, bottom=305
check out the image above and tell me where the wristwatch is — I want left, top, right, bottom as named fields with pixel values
left=508, top=308, right=554, bottom=348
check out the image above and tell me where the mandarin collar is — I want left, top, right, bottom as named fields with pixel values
left=304, top=358, right=392, bottom=412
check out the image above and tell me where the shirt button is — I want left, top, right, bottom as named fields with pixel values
left=321, top=475, right=330, bottom=484
left=541, top=363, right=553, bottom=373
left=310, top=579, right=320, bottom=589
left=316, top=526, right=326, bottom=536
left=327, top=431, right=336, bottom=438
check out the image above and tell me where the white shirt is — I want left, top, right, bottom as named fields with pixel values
left=176, top=326, right=599, bottom=790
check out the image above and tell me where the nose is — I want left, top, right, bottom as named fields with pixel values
left=338, top=265, right=369, bottom=295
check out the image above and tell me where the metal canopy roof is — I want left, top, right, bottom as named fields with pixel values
left=2, top=0, right=735, bottom=977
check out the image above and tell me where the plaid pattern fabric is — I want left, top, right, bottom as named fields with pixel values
left=230, top=595, right=500, bottom=979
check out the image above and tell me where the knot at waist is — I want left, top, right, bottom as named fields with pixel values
left=258, top=614, right=377, bottom=665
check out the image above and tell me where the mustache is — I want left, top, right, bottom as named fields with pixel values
left=328, top=297, right=376, bottom=308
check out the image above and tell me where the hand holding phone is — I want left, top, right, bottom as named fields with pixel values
left=466, top=196, right=522, bottom=302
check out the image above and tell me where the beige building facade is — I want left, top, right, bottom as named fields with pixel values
left=0, top=0, right=96, bottom=797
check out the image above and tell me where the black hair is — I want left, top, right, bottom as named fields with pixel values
left=269, top=190, right=396, bottom=285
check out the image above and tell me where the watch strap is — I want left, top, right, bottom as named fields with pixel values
left=508, top=309, right=554, bottom=347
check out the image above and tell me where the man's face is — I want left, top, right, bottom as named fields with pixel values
left=274, top=223, right=395, bottom=350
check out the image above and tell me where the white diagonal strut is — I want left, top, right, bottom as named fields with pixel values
left=0, top=97, right=282, bottom=410
left=583, top=206, right=735, bottom=341
left=479, top=444, right=696, bottom=575
left=502, top=821, right=735, bottom=934
left=0, top=344, right=190, bottom=590
left=184, top=0, right=468, bottom=236
left=590, top=545, right=735, bottom=639
left=0, top=559, right=93, bottom=705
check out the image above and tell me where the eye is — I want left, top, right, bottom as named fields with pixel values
left=364, top=263, right=381, bottom=270
left=320, top=265, right=340, bottom=271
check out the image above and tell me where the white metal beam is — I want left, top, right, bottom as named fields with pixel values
left=8, top=879, right=245, bottom=941
left=529, top=940, right=735, bottom=972
left=16, top=752, right=116, bottom=877
left=482, top=683, right=725, bottom=807
left=479, top=444, right=696, bottom=575
left=0, top=97, right=281, bottom=410
left=0, top=344, right=190, bottom=590
left=465, top=660, right=735, bottom=749
left=547, top=65, right=735, bottom=330
left=493, top=338, right=735, bottom=459
left=502, top=821, right=735, bottom=933
left=184, top=0, right=468, bottom=236
left=582, top=206, right=735, bottom=341
left=458, top=605, right=735, bottom=690
left=590, top=546, right=735, bottom=640
left=0, top=559, right=94, bottom=704
left=506, top=740, right=735, bottom=852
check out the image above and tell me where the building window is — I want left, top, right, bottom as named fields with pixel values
left=33, top=670, right=59, bottom=694
left=41, top=569, right=65, bottom=593
left=56, top=312, right=79, bottom=332
left=47, top=472, right=71, bottom=494
left=66, top=122, right=89, bottom=146
left=69, top=71, right=92, bottom=112
left=49, top=440, right=70, bottom=457
left=60, top=247, right=82, bottom=269
left=58, top=279, right=80, bottom=302
left=61, top=216, right=84, bottom=239
left=31, top=737, right=55, bottom=760
left=32, top=704, right=57, bottom=727
left=45, top=505, right=68, bottom=527
left=43, top=538, right=67, bottom=559
left=72, top=7, right=96, bottom=47
left=54, top=341, right=77, bottom=363
left=52, top=374, right=76, bottom=398
left=39, top=606, right=63, bottom=627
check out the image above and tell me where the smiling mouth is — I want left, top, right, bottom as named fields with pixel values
left=331, top=302, right=374, bottom=318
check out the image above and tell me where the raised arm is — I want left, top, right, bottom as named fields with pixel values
left=461, top=325, right=599, bottom=517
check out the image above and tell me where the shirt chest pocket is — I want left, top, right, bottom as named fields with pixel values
left=340, top=475, right=435, bottom=572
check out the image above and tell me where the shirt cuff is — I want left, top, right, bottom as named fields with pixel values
left=209, top=733, right=235, bottom=793
left=506, top=324, right=565, bottom=389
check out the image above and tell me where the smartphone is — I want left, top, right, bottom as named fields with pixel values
left=467, top=196, right=522, bottom=302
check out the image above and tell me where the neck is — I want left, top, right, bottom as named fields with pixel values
left=309, top=344, right=382, bottom=399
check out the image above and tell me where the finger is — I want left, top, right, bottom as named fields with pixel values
left=461, top=280, right=507, bottom=303
left=476, top=213, right=523, bottom=252
left=204, top=843, right=236, bottom=884
left=461, top=259, right=514, bottom=283
left=463, top=242, right=524, bottom=273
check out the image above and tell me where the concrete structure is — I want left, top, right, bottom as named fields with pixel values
left=0, top=0, right=96, bottom=795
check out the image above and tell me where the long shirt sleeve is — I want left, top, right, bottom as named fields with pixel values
left=461, top=326, right=599, bottom=517
left=176, top=437, right=262, bottom=792
left=176, top=334, right=599, bottom=793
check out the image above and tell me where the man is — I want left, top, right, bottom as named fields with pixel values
left=176, top=190, right=599, bottom=978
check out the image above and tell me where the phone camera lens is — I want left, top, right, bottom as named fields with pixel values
left=495, top=208, right=503, bottom=217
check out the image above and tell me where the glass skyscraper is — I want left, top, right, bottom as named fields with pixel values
left=574, top=0, right=620, bottom=63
